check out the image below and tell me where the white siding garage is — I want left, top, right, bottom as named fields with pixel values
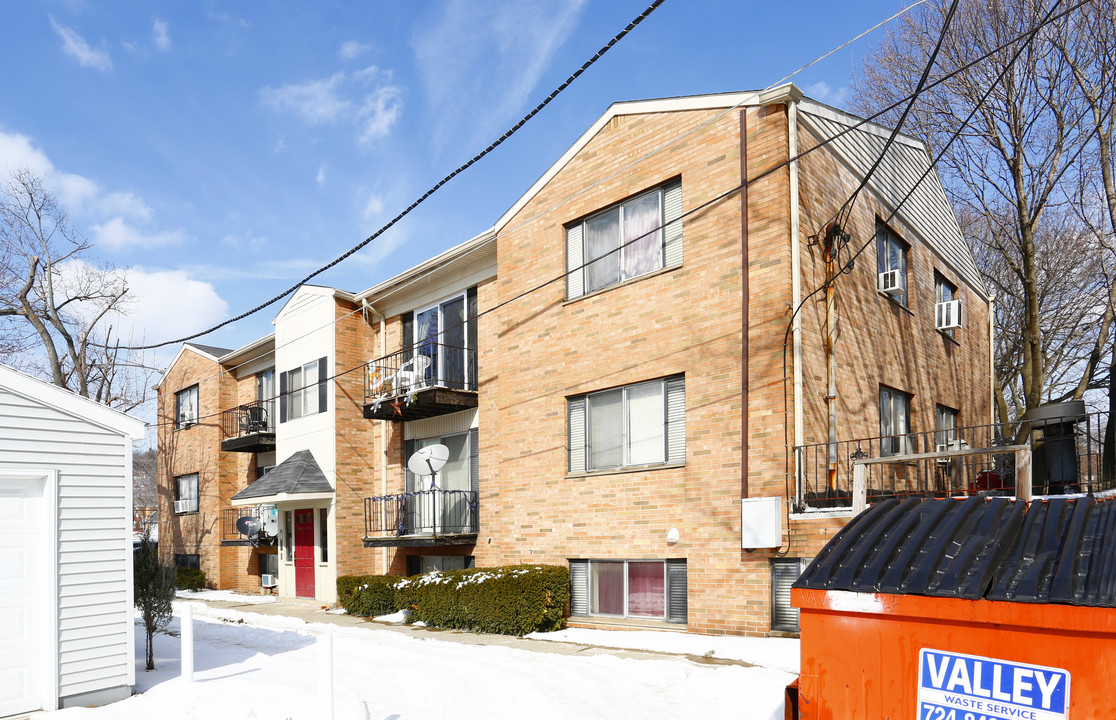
left=0, top=365, right=145, bottom=715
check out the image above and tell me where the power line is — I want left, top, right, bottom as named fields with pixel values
left=116, top=0, right=669, bottom=352
left=147, top=0, right=940, bottom=402
left=152, top=0, right=1088, bottom=430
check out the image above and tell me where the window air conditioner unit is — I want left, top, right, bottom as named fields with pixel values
left=878, top=269, right=905, bottom=296
left=174, top=499, right=195, bottom=514
left=936, top=444, right=950, bottom=454
left=261, top=573, right=278, bottom=588
left=936, top=300, right=962, bottom=330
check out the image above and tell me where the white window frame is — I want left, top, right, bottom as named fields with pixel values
left=567, top=179, right=683, bottom=299
left=935, top=273, right=959, bottom=338
left=280, top=357, right=326, bottom=422
left=413, top=292, right=470, bottom=389
left=876, top=222, right=909, bottom=307
left=879, top=386, right=912, bottom=456
left=568, top=376, right=685, bottom=473
left=175, top=385, right=198, bottom=430
left=935, top=404, right=959, bottom=448
left=174, top=472, right=199, bottom=514
left=569, top=558, right=687, bottom=622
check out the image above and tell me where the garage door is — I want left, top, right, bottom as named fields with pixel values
left=0, top=478, right=45, bottom=717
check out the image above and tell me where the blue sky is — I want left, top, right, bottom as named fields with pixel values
left=0, top=1, right=903, bottom=360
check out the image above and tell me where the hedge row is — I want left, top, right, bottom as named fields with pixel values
left=176, top=567, right=207, bottom=591
left=336, top=564, right=569, bottom=635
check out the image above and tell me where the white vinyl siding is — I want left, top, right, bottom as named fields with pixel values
left=0, top=386, right=134, bottom=704
left=566, top=179, right=683, bottom=300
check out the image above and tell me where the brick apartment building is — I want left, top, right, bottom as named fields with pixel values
left=156, top=84, right=991, bottom=635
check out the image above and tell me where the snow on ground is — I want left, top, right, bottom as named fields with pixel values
left=527, top=628, right=801, bottom=675
left=40, top=602, right=796, bottom=720
left=174, top=589, right=276, bottom=604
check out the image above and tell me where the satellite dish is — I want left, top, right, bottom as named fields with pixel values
left=407, top=443, right=449, bottom=476
left=236, top=516, right=262, bottom=537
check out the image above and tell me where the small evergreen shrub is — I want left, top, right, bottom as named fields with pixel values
left=175, top=567, right=207, bottom=591
left=337, top=574, right=402, bottom=617
left=396, top=564, right=568, bottom=635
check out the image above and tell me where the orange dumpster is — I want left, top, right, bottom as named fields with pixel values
left=791, top=495, right=1116, bottom=719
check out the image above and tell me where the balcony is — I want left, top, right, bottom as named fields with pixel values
left=221, top=505, right=278, bottom=547
left=794, top=408, right=1114, bottom=511
left=362, top=487, right=478, bottom=547
left=362, top=344, right=477, bottom=422
left=221, top=400, right=276, bottom=453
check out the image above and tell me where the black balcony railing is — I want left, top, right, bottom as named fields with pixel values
left=220, top=400, right=276, bottom=452
left=795, top=412, right=1113, bottom=510
left=364, top=343, right=476, bottom=402
left=221, top=505, right=278, bottom=545
left=363, top=486, right=478, bottom=540
left=221, top=400, right=276, bottom=438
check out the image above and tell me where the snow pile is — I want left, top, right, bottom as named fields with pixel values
left=175, top=589, right=276, bottom=605
left=39, top=605, right=794, bottom=720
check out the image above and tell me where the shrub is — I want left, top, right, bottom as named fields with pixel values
left=175, top=567, right=207, bottom=591
left=337, top=574, right=402, bottom=617
left=396, top=564, right=568, bottom=635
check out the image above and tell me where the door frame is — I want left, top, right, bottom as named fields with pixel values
left=293, top=508, right=316, bottom=598
left=0, top=470, right=59, bottom=713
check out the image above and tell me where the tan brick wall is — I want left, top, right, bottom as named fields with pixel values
left=157, top=348, right=236, bottom=587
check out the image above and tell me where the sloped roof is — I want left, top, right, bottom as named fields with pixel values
left=186, top=342, right=232, bottom=358
left=0, top=363, right=146, bottom=440
left=795, top=495, right=1116, bottom=607
left=231, top=450, right=333, bottom=503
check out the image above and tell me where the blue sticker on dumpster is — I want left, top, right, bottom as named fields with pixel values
left=917, top=649, right=1070, bottom=720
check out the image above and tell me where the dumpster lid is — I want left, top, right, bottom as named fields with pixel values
left=794, top=494, right=1116, bottom=607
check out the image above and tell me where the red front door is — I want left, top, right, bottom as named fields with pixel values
left=294, top=509, right=315, bottom=598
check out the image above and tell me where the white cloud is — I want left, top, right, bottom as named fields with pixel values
left=0, top=129, right=98, bottom=210
left=339, top=41, right=371, bottom=61
left=259, top=66, right=404, bottom=146
left=50, top=17, right=112, bottom=71
left=362, top=192, right=383, bottom=218
left=98, top=191, right=153, bottom=221
left=805, top=81, right=849, bottom=107
left=316, top=165, right=326, bottom=187
left=273, top=138, right=286, bottom=154
left=120, top=267, right=228, bottom=344
left=412, top=0, right=586, bottom=150
left=92, top=217, right=187, bottom=251
left=153, top=19, right=171, bottom=51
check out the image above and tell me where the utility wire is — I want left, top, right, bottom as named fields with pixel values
left=148, top=0, right=939, bottom=401
left=151, top=0, right=1088, bottom=429
left=780, top=0, right=1069, bottom=510
left=115, top=0, right=669, bottom=352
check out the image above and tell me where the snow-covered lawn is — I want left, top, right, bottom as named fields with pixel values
left=41, top=598, right=797, bottom=720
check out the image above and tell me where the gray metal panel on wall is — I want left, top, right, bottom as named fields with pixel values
left=798, top=108, right=986, bottom=298
left=569, top=560, right=588, bottom=615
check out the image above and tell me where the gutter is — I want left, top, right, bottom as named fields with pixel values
left=789, top=98, right=804, bottom=497
left=741, top=108, right=750, bottom=499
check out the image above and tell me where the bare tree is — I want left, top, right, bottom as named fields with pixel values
left=854, top=0, right=1100, bottom=425
left=0, top=167, right=153, bottom=410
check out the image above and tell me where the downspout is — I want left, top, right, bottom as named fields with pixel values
left=989, top=294, right=996, bottom=426
left=825, top=230, right=838, bottom=492
left=788, top=99, right=805, bottom=502
left=740, top=108, right=750, bottom=500
left=363, top=298, right=389, bottom=573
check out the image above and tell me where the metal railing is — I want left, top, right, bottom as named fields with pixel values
left=221, top=505, right=277, bottom=543
left=795, top=412, right=1112, bottom=510
left=364, top=487, right=479, bottom=538
left=364, top=343, right=476, bottom=403
left=220, top=400, right=275, bottom=439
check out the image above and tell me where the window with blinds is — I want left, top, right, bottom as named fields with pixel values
left=568, top=376, right=685, bottom=473
left=569, top=559, right=687, bottom=623
left=566, top=179, right=683, bottom=300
